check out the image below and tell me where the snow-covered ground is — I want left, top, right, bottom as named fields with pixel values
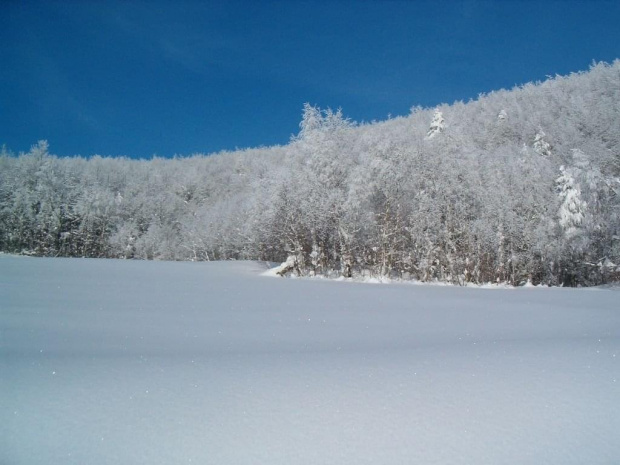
left=1, top=255, right=619, bottom=464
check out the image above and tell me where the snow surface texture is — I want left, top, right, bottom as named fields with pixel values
left=1, top=255, right=619, bottom=465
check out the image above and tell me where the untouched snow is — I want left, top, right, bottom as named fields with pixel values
left=1, top=256, right=619, bottom=464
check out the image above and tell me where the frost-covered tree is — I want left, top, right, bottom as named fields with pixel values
left=1, top=61, right=620, bottom=285
left=556, top=165, right=586, bottom=237
left=533, top=129, right=552, bottom=157
left=297, top=103, right=323, bottom=140
left=426, top=110, right=445, bottom=138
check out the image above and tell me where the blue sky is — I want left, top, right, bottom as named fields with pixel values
left=2, top=1, right=619, bottom=158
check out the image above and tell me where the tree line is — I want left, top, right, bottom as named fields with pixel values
left=1, top=61, right=619, bottom=286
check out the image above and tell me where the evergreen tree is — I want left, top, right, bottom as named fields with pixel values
left=556, top=165, right=586, bottom=237
left=426, top=110, right=445, bottom=138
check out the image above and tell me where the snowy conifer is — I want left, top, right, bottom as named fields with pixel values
left=556, top=165, right=586, bottom=236
left=533, top=129, right=552, bottom=157
left=297, top=103, right=322, bottom=140
left=426, top=110, right=445, bottom=138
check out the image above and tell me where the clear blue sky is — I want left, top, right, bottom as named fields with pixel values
left=2, top=0, right=619, bottom=158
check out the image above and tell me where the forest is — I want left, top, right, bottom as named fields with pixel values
left=1, top=61, right=619, bottom=286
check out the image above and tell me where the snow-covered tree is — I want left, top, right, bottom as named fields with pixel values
left=556, top=165, right=586, bottom=236
left=297, top=103, right=322, bottom=140
left=426, top=110, right=445, bottom=138
left=533, top=129, right=552, bottom=157
left=2, top=61, right=620, bottom=286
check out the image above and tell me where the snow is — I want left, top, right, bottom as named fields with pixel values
left=426, top=110, right=445, bottom=139
left=1, top=255, right=619, bottom=464
left=557, top=164, right=587, bottom=236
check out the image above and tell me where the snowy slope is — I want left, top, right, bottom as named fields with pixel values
left=1, top=256, right=619, bottom=464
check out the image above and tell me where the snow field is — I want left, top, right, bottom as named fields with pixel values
left=1, top=256, right=619, bottom=464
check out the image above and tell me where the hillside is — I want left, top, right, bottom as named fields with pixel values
left=1, top=61, right=619, bottom=285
